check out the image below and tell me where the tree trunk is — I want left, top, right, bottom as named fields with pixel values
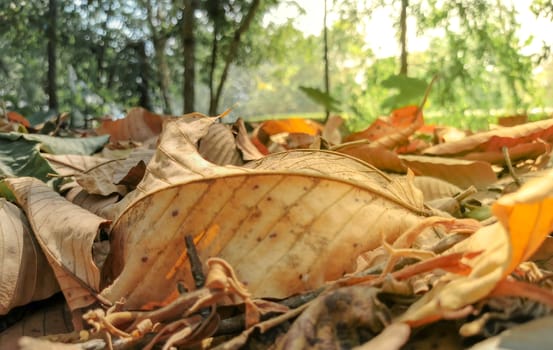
left=154, top=37, right=172, bottom=113
left=323, top=0, right=330, bottom=122
left=46, top=0, right=58, bottom=110
left=399, top=0, right=408, bottom=75
left=209, top=0, right=261, bottom=115
left=135, top=41, right=152, bottom=110
left=182, top=0, right=196, bottom=114
left=208, top=19, right=219, bottom=116
left=146, top=0, right=172, bottom=113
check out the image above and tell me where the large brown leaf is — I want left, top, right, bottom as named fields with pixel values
left=0, top=199, right=58, bottom=315
left=100, top=116, right=435, bottom=309
left=5, top=178, right=111, bottom=311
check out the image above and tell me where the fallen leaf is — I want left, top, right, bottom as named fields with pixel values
left=260, top=118, right=322, bottom=136
left=461, top=140, right=550, bottom=165
left=199, top=123, right=243, bottom=165
left=74, top=149, right=153, bottom=196
left=6, top=111, right=31, bottom=128
left=0, top=296, right=73, bottom=349
left=42, top=154, right=111, bottom=176
left=497, top=114, right=528, bottom=127
left=100, top=117, right=434, bottom=308
left=233, top=118, right=264, bottom=161
left=0, top=199, right=59, bottom=315
left=5, top=178, right=111, bottom=311
left=399, top=167, right=553, bottom=325
left=412, top=176, right=463, bottom=201
left=95, top=107, right=170, bottom=143
left=336, top=144, right=407, bottom=173
left=275, top=286, right=391, bottom=349
left=322, top=115, right=344, bottom=145
left=423, top=118, right=553, bottom=157
left=344, top=105, right=424, bottom=151
left=400, top=155, right=497, bottom=189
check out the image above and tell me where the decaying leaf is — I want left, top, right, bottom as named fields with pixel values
left=233, top=118, right=264, bottom=161
left=400, top=155, right=497, bottom=189
left=275, top=286, right=391, bottom=349
left=423, top=118, right=553, bottom=157
left=199, top=123, right=243, bottom=166
left=95, top=107, right=169, bottom=143
left=5, top=178, right=111, bottom=311
left=0, top=199, right=59, bottom=315
left=73, top=149, right=153, bottom=196
left=100, top=116, right=439, bottom=309
left=399, top=167, right=553, bottom=325
left=412, top=176, right=463, bottom=201
left=0, top=296, right=73, bottom=349
left=42, top=154, right=111, bottom=176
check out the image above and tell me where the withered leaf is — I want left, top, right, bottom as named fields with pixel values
left=0, top=199, right=58, bottom=315
left=5, top=178, right=110, bottom=311
left=100, top=116, right=435, bottom=309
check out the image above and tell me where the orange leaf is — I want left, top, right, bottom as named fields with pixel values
left=345, top=118, right=396, bottom=142
left=390, top=105, right=421, bottom=128
left=6, top=111, right=31, bottom=127
left=95, top=107, right=168, bottom=143
left=260, top=118, right=322, bottom=136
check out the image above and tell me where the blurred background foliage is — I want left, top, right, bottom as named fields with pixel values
left=0, top=0, right=552, bottom=131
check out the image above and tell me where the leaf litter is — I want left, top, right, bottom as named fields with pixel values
left=2, top=103, right=553, bottom=349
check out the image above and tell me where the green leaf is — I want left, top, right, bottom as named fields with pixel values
left=380, top=75, right=428, bottom=111
left=0, top=133, right=56, bottom=183
left=299, top=86, right=341, bottom=112
left=4, top=132, right=109, bottom=155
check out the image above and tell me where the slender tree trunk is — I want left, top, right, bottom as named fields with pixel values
left=208, top=19, right=219, bottom=115
left=145, top=0, right=172, bottom=113
left=209, top=0, right=261, bottom=115
left=47, top=0, right=58, bottom=110
left=183, top=0, right=196, bottom=113
left=323, top=0, right=330, bottom=122
left=135, top=41, right=152, bottom=110
left=399, top=0, right=408, bottom=75
left=154, top=37, right=172, bottom=113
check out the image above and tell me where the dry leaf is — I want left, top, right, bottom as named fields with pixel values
left=0, top=296, right=73, bottom=349
left=199, top=123, right=243, bottom=166
left=336, top=145, right=407, bottom=173
left=42, top=154, right=111, bottom=176
left=400, top=155, right=497, bottom=189
left=461, top=141, right=550, bottom=165
left=100, top=117, right=435, bottom=308
left=412, top=176, right=463, bottom=201
left=0, top=199, right=58, bottom=315
left=259, top=118, right=322, bottom=136
left=423, top=118, right=553, bottom=157
left=345, top=105, right=423, bottom=151
left=275, top=286, right=390, bottom=349
left=64, top=186, right=119, bottom=219
left=5, top=178, right=111, bottom=311
left=95, top=107, right=169, bottom=143
left=399, top=167, right=553, bottom=325
left=322, top=115, right=344, bottom=145
left=74, top=149, right=153, bottom=196
left=233, top=118, right=264, bottom=161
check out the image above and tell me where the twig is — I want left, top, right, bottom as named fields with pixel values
left=185, top=235, right=206, bottom=289
left=502, top=146, right=522, bottom=187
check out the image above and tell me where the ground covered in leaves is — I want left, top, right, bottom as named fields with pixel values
left=2, top=104, right=553, bottom=350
